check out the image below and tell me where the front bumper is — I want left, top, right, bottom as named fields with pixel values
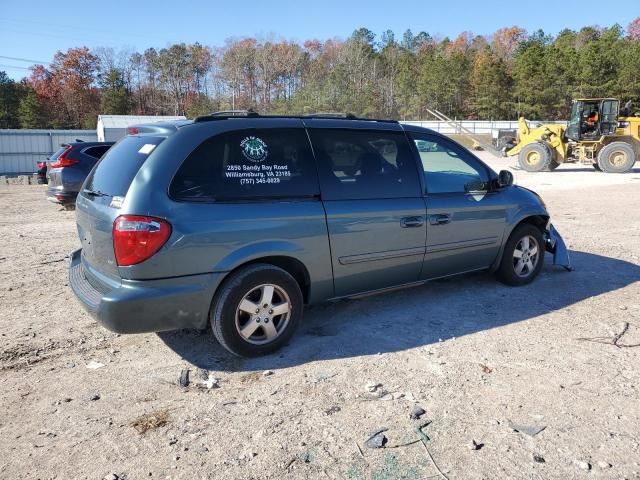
left=69, top=249, right=226, bottom=333
left=545, top=224, right=572, bottom=271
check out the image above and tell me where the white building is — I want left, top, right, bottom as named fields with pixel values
left=97, top=115, right=186, bottom=142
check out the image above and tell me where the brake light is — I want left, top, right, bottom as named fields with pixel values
left=113, top=215, right=171, bottom=266
left=127, top=127, right=139, bottom=135
left=50, top=147, right=78, bottom=168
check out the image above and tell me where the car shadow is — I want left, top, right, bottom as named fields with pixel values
left=157, top=251, right=639, bottom=372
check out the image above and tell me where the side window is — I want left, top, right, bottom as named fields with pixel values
left=170, top=128, right=319, bottom=201
left=410, top=134, right=490, bottom=194
left=308, top=129, right=421, bottom=200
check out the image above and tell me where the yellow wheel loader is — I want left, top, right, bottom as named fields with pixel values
left=506, top=98, right=640, bottom=173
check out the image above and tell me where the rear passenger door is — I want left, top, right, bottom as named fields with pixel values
left=307, top=123, right=426, bottom=297
left=408, top=132, right=507, bottom=279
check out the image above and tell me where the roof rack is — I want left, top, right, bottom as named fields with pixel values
left=194, top=109, right=259, bottom=122
left=193, top=110, right=398, bottom=124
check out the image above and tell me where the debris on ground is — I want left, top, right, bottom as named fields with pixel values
left=103, top=474, right=121, bottom=480
left=479, top=363, right=493, bottom=373
left=533, top=454, right=545, bottom=463
left=509, top=422, right=546, bottom=437
left=365, top=428, right=388, bottom=449
left=86, top=361, right=105, bottom=370
left=467, top=439, right=481, bottom=450
left=179, top=369, right=190, bottom=387
left=577, top=321, right=640, bottom=348
left=201, top=376, right=219, bottom=389
left=89, top=393, right=100, bottom=401
left=365, top=381, right=382, bottom=392
left=130, top=410, right=170, bottom=434
left=597, top=461, right=612, bottom=469
left=409, top=405, right=426, bottom=420
left=262, top=370, right=274, bottom=376
left=324, top=405, right=341, bottom=415
left=239, top=451, right=257, bottom=461
left=573, top=460, right=591, bottom=471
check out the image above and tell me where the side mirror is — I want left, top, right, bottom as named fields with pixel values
left=498, top=170, right=514, bottom=187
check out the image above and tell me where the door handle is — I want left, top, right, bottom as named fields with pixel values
left=400, top=216, right=424, bottom=228
left=429, top=214, right=451, bottom=225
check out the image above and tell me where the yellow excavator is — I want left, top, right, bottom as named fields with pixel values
left=505, top=98, right=640, bottom=173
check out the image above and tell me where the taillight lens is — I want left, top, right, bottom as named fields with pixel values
left=50, top=147, right=79, bottom=168
left=113, top=215, right=171, bottom=266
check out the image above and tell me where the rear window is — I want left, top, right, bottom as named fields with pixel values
left=170, top=128, right=319, bottom=201
left=48, top=146, right=67, bottom=162
left=83, top=136, right=163, bottom=197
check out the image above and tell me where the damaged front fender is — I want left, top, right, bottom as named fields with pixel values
left=545, top=224, right=572, bottom=271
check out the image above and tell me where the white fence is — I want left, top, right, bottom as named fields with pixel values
left=0, top=129, right=98, bottom=175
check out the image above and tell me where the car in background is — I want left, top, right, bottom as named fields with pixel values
left=46, top=141, right=114, bottom=209
left=35, top=159, right=48, bottom=184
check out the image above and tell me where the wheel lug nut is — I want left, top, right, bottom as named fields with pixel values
left=256, top=318, right=261, bottom=323
left=264, top=318, right=269, bottom=323
left=263, top=304, right=268, bottom=308
left=268, top=309, right=273, bottom=314
left=255, top=309, right=260, bottom=314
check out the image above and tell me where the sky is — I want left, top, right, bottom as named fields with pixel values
left=1, top=0, right=638, bottom=79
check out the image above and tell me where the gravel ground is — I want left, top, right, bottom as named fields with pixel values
left=1, top=161, right=639, bottom=480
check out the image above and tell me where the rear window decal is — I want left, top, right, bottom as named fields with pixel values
left=138, top=144, right=157, bottom=155
left=240, top=136, right=268, bottom=162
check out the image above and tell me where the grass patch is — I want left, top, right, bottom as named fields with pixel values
left=130, top=409, right=170, bottom=434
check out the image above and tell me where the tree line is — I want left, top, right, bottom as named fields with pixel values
left=1, top=18, right=639, bottom=129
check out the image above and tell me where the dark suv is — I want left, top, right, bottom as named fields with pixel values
left=46, top=141, right=113, bottom=209
left=69, top=113, right=570, bottom=357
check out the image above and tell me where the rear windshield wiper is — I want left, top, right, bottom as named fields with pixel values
left=83, top=188, right=109, bottom=197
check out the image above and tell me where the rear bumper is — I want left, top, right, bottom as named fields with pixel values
left=69, top=249, right=226, bottom=333
left=46, top=189, right=77, bottom=204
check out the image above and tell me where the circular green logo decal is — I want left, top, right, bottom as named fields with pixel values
left=240, top=136, right=268, bottom=162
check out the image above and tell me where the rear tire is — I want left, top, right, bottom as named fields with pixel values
left=496, top=224, right=545, bottom=286
left=518, top=142, right=555, bottom=172
left=210, top=264, right=303, bottom=357
left=597, top=142, right=636, bottom=173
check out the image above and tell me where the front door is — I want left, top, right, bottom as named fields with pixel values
left=408, top=132, right=508, bottom=280
left=307, top=124, right=426, bottom=297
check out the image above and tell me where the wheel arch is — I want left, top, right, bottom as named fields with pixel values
left=491, top=213, right=549, bottom=272
left=215, top=254, right=312, bottom=305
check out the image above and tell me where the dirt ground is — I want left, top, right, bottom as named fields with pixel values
left=1, top=159, right=639, bottom=480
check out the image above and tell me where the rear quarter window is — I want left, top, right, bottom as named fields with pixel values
left=83, top=136, right=163, bottom=197
left=170, top=128, right=319, bottom=201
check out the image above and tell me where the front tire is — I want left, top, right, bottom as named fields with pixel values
left=210, top=264, right=303, bottom=357
left=597, top=142, right=636, bottom=173
left=518, top=142, right=556, bottom=172
left=496, top=224, right=545, bottom=286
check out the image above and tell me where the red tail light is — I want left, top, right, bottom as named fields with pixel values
left=50, top=147, right=79, bottom=168
left=127, top=127, right=139, bottom=135
left=113, top=215, right=172, bottom=266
